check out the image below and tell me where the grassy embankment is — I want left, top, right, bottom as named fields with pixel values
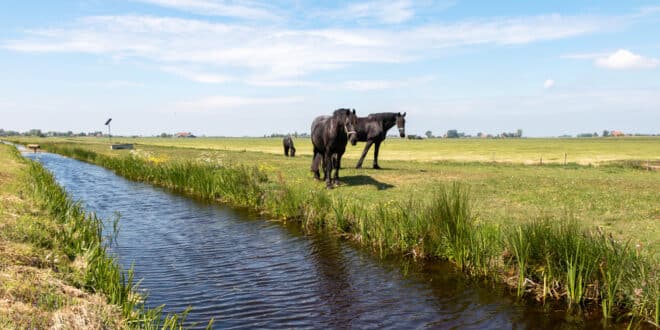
left=0, top=143, right=203, bottom=329
left=9, top=136, right=660, bottom=325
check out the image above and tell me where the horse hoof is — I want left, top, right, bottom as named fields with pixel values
left=373, top=164, right=381, bottom=169
left=326, top=185, right=334, bottom=190
left=356, top=165, right=362, bottom=169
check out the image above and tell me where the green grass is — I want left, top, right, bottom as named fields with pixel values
left=43, top=135, right=660, bottom=165
left=6, top=136, right=660, bottom=325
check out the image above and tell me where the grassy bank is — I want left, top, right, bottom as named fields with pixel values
left=0, top=143, right=201, bottom=328
left=13, top=139, right=659, bottom=325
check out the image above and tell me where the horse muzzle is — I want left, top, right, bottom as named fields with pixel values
left=398, top=128, right=405, bottom=138
left=347, top=131, right=358, bottom=145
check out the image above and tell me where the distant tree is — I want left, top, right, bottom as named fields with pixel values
left=477, top=132, right=483, bottom=138
left=446, top=129, right=459, bottom=138
left=593, top=132, right=598, bottom=137
left=602, top=130, right=610, bottom=137
left=516, top=129, right=523, bottom=138
left=159, top=132, right=172, bottom=138
left=425, top=130, right=433, bottom=138
left=27, top=129, right=43, bottom=137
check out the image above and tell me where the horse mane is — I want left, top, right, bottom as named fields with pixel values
left=366, top=112, right=399, bottom=120
left=333, top=108, right=352, bottom=117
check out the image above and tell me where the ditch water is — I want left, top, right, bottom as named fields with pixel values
left=23, top=150, right=606, bottom=329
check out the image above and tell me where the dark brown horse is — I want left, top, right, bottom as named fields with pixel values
left=311, top=108, right=358, bottom=188
left=283, top=135, right=296, bottom=157
left=355, top=112, right=406, bottom=169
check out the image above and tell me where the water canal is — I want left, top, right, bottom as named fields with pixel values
left=24, top=150, right=604, bottom=329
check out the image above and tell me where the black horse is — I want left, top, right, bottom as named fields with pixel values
left=311, top=108, right=358, bottom=188
left=283, top=135, right=296, bottom=157
left=355, top=112, right=406, bottom=169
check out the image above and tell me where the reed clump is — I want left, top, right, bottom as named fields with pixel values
left=33, top=142, right=659, bottom=325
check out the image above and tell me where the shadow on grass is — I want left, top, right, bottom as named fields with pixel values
left=340, top=175, right=395, bottom=190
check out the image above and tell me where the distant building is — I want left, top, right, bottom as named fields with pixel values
left=611, top=130, right=624, bottom=137
left=175, top=132, right=196, bottom=138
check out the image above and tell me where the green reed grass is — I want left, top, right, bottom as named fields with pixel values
left=29, top=142, right=659, bottom=325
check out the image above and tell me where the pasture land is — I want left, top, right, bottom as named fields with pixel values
left=59, top=136, right=660, bottom=165
left=7, top=136, right=659, bottom=323
left=12, top=136, right=659, bottom=252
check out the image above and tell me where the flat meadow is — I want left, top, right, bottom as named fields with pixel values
left=12, top=136, right=660, bottom=254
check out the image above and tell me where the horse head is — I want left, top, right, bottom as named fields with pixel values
left=346, top=109, right=358, bottom=145
left=396, top=112, right=406, bottom=138
left=333, top=108, right=358, bottom=145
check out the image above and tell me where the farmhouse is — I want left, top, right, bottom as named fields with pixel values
left=175, top=132, right=196, bottom=138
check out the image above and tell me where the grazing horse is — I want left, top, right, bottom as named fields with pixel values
left=355, top=112, right=406, bottom=169
left=311, top=108, right=358, bottom=188
left=283, top=135, right=296, bottom=157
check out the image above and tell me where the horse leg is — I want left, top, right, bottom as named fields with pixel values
left=321, top=155, right=327, bottom=181
left=373, top=141, right=382, bottom=169
left=284, top=146, right=289, bottom=157
left=333, top=155, right=342, bottom=186
left=311, top=149, right=322, bottom=180
left=324, top=152, right=333, bottom=189
left=356, top=140, right=373, bottom=169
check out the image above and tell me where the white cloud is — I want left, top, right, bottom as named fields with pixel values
left=343, top=80, right=399, bottom=91
left=543, top=79, right=555, bottom=89
left=595, top=49, right=659, bottom=70
left=344, top=0, right=414, bottom=24
left=135, top=0, right=278, bottom=20
left=161, top=66, right=232, bottom=84
left=343, top=76, right=434, bottom=91
left=1, top=13, right=613, bottom=84
left=178, top=95, right=303, bottom=111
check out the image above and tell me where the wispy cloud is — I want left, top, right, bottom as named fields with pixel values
left=0, top=11, right=632, bottom=84
left=343, top=76, right=434, bottom=91
left=543, top=79, right=555, bottom=89
left=595, top=49, right=659, bottom=69
left=343, top=0, right=415, bottom=24
left=135, top=0, right=279, bottom=21
left=161, top=66, right=232, bottom=84
left=178, top=95, right=303, bottom=111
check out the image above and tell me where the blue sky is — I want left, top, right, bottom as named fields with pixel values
left=1, top=0, right=659, bottom=137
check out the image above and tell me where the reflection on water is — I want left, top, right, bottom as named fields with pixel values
left=25, top=151, right=606, bottom=329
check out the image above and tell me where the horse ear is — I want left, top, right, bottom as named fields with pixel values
left=352, top=109, right=356, bottom=115
left=403, top=112, right=406, bottom=117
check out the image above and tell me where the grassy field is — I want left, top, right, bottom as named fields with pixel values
left=81, top=136, right=660, bottom=165
left=14, top=136, right=659, bottom=252
left=6, top=136, right=660, bottom=323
